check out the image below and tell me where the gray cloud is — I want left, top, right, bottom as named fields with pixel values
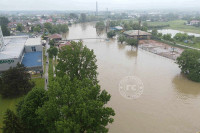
left=0, top=0, right=200, bottom=10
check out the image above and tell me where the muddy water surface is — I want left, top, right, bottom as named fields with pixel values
left=66, top=22, right=200, bottom=133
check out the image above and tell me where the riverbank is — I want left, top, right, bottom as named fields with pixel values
left=139, top=40, right=184, bottom=60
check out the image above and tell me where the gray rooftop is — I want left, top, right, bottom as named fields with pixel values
left=124, top=30, right=151, bottom=36
left=0, top=36, right=28, bottom=60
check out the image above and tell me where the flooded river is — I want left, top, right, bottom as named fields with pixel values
left=65, top=22, right=200, bottom=133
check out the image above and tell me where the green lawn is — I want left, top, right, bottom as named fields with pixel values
left=148, top=20, right=200, bottom=34
left=32, top=78, right=45, bottom=89
left=0, top=96, right=24, bottom=130
left=0, top=78, right=45, bottom=131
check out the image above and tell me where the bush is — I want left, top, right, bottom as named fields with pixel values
left=0, top=64, right=34, bottom=98
left=177, top=49, right=200, bottom=82
left=107, top=31, right=116, bottom=38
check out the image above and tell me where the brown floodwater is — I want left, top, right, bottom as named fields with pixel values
left=65, top=22, right=200, bottom=133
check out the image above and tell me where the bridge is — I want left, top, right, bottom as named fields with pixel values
left=62, top=38, right=108, bottom=41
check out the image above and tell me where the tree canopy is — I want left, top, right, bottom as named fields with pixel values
left=57, top=41, right=98, bottom=83
left=0, top=17, right=10, bottom=36
left=37, top=75, right=115, bottom=133
left=2, top=109, right=23, bottom=133
left=17, top=88, right=48, bottom=133
left=0, top=64, right=34, bottom=98
left=126, top=38, right=138, bottom=47
left=95, top=21, right=105, bottom=30
left=80, top=13, right=87, bottom=22
left=47, top=47, right=58, bottom=58
left=177, top=49, right=200, bottom=82
left=118, top=35, right=126, bottom=44
left=107, top=31, right=116, bottom=38
left=16, top=23, right=24, bottom=32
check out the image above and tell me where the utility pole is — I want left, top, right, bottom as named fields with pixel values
left=137, top=18, right=141, bottom=47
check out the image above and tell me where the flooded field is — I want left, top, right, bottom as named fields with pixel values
left=158, top=29, right=200, bottom=37
left=139, top=40, right=183, bottom=60
left=66, top=22, right=200, bottom=133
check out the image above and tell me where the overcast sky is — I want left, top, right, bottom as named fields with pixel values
left=1, top=0, right=200, bottom=11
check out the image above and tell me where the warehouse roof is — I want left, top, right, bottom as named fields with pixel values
left=25, top=38, right=41, bottom=46
left=0, top=36, right=28, bottom=60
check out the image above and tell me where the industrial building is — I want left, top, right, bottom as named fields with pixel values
left=0, top=27, right=43, bottom=73
left=124, top=30, right=152, bottom=40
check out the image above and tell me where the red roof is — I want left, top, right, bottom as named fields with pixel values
left=59, top=41, right=71, bottom=49
left=49, top=34, right=62, bottom=39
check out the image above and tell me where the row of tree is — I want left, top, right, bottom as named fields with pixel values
left=151, top=29, right=197, bottom=43
left=43, top=22, right=69, bottom=34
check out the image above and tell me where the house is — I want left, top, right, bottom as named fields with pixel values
left=190, top=20, right=200, bottom=25
left=58, top=41, right=71, bottom=49
left=123, top=30, right=152, bottom=40
left=49, top=34, right=62, bottom=42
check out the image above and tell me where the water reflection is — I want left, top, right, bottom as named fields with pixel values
left=173, top=74, right=200, bottom=99
left=96, top=29, right=105, bottom=37
left=62, top=32, right=69, bottom=39
left=117, top=43, right=126, bottom=50
left=80, top=23, right=88, bottom=31
left=126, top=48, right=138, bottom=58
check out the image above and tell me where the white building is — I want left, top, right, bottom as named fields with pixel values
left=0, top=27, right=43, bottom=73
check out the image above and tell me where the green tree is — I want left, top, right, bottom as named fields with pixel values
left=37, top=75, right=115, bottom=133
left=126, top=38, right=138, bottom=47
left=174, top=33, right=188, bottom=42
left=118, top=35, right=126, bottom=44
left=57, top=24, right=69, bottom=33
left=2, top=109, right=24, bottom=133
left=0, top=17, right=9, bottom=26
left=95, top=21, right=105, bottom=30
left=0, top=64, right=34, bottom=98
left=17, top=88, right=48, bottom=133
left=1, top=25, right=10, bottom=36
left=151, top=29, right=158, bottom=37
left=33, top=25, right=41, bottom=33
left=162, top=34, right=172, bottom=41
left=44, top=22, right=53, bottom=33
left=49, top=39, right=55, bottom=47
left=177, top=49, right=200, bottom=82
left=69, top=13, right=78, bottom=19
left=16, top=23, right=24, bottom=32
left=80, top=13, right=87, bottom=22
left=47, top=47, right=58, bottom=58
left=0, top=17, right=10, bottom=36
left=57, top=41, right=98, bottom=83
left=107, top=31, right=116, bottom=38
